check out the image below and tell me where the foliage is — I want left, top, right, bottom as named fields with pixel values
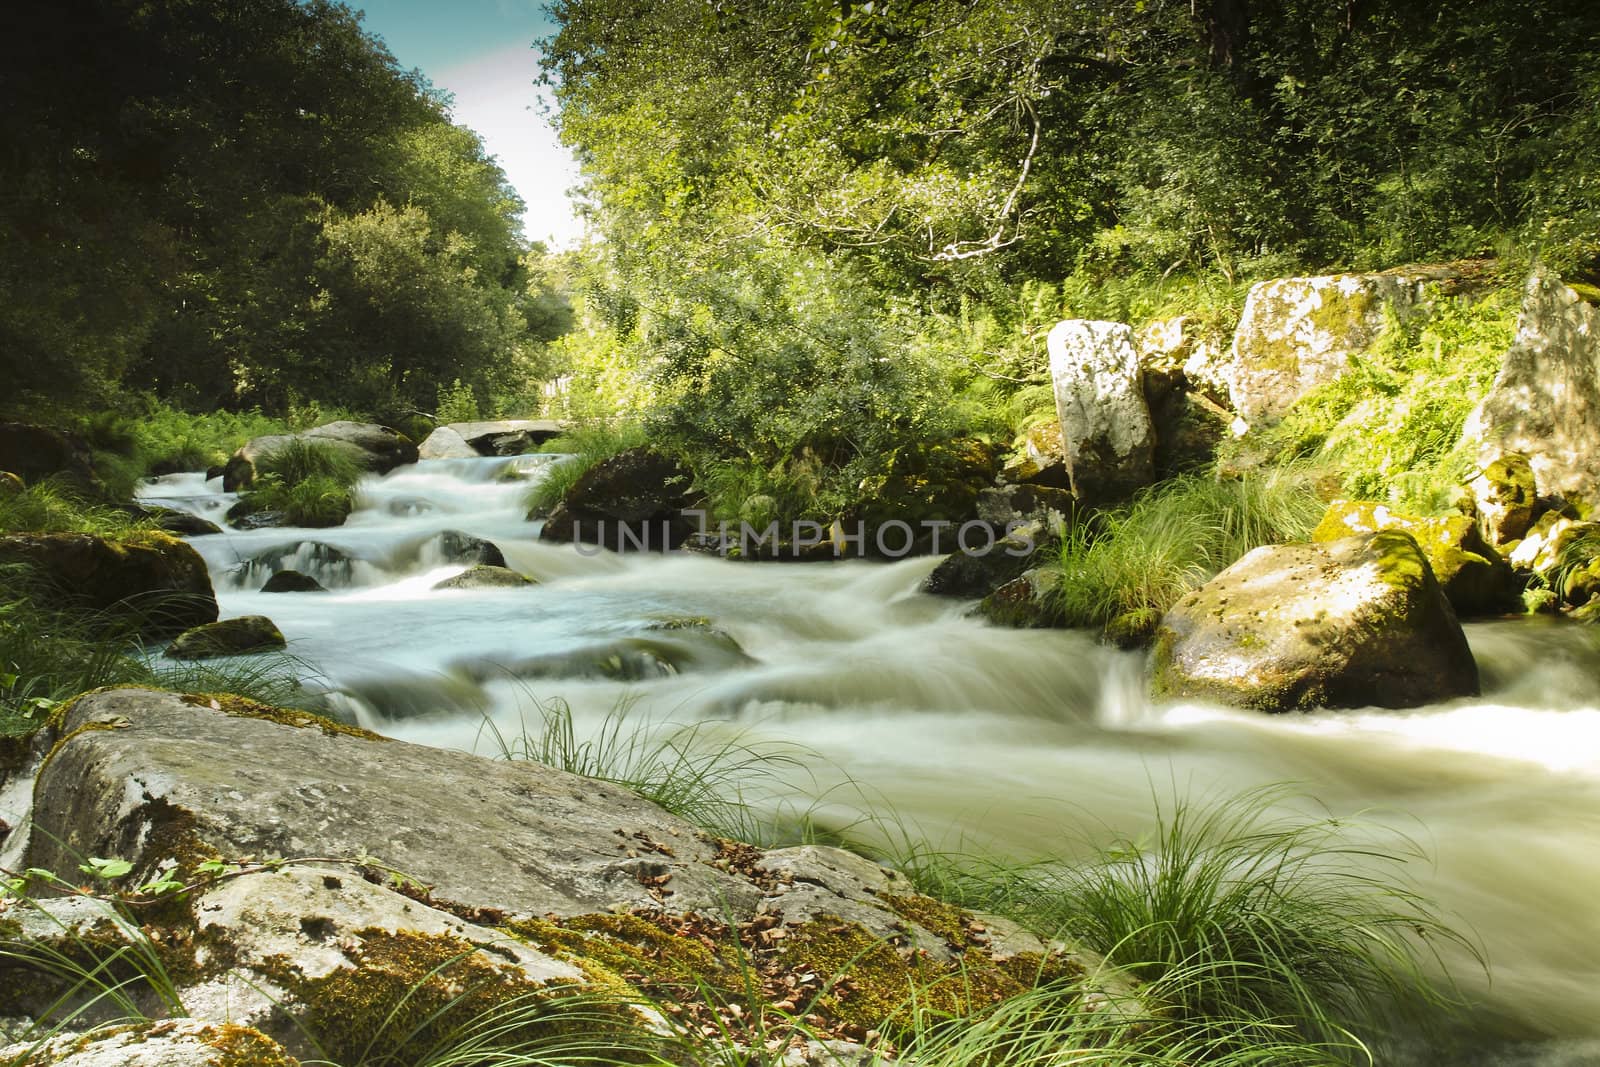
left=434, top=379, right=481, bottom=425
left=1051, top=467, right=1324, bottom=629
left=1236, top=292, right=1517, bottom=514
left=238, top=440, right=364, bottom=527
left=0, top=479, right=144, bottom=537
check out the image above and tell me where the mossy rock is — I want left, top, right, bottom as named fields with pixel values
left=431, top=564, right=534, bottom=590
left=1152, top=530, right=1479, bottom=712
left=1313, top=500, right=1517, bottom=615
left=976, top=569, right=1064, bottom=629
left=0, top=470, right=23, bottom=497
left=0, top=531, right=217, bottom=638
left=166, top=615, right=286, bottom=660
left=1471, top=453, right=1538, bottom=548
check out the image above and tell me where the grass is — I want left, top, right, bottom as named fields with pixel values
left=0, top=477, right=147, bottom=536
left=237, top=439, right=365, bottom=527
left=1051, top=466, right=1324, bottom=632
left=479, top=692, right=808, bottom=843
left=523, top=421, right=648, bottom=516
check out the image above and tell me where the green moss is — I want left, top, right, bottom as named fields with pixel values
left=882, top=893, right=972, bottom=947
left=506, top=912, right=742, bottom=1003
left=179, top=692, right=386, bottom=742
left=202, top=1023, right=300, bottom=1067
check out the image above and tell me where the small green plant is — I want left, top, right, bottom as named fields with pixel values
left=1051, top=466, right=1323, bottom=630
left=239, top=439, right=365, bottom=527
left=480, top=692, right=806, bottom=843
left=434, top=378, right=481, bottom=425
left=524, top=421, right=648, bottom=516
left=0, top=477, right=146, bottom=536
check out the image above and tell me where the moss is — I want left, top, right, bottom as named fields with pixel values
left=203, top=1023, right=300, bottom=1067
left=179, top=692, right=386, bottom=742
left=882, top=893, right=972, bottom=947
left=505, top=911, right=742, bottom=1003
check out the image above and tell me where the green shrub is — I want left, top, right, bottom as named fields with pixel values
left=434, top=378, right=482, bottom=424
left=236, top=439, right=364, bottom=527
left=0, top=478, right=145, bottom=536
left=1051, top=467, right=1323, bottom=629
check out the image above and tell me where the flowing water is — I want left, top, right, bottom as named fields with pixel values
left=140, top=459, right=1600, bottom=1065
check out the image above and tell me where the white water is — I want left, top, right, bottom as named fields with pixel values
left=140, top=460, right=1600, bottom=1065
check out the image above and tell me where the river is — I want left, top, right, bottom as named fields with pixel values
left=139, top=457, right=1600, bottom=1066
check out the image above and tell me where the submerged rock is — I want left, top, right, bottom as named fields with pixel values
left=1046, top=319, right=1155, bottom=502
left=1151, top=531, right=1479, bottom=712
left=260, top=569, right=327, bottom=593
left=167, top=615, right=286, bottom=659
left=1313, top=500, right=1517, bottom=616
left=1226, top=273, right=1429, bottom=425
left=0, top=531, right=216, bottom=637
left=431, top=564, right=533, bottom=590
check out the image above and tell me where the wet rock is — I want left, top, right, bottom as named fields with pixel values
left=538, top=447, right=699, bottom=552
left=0, top=422, right=101, bottom=493
left=432, top=529, right=507, bottom=568
left=260, top=569, right=327, bottom=593
left=1226, top=274, right=1430, bottom=425
left=1313, top=500, right=1517, bottom=616
left=0, top=531, right=216, bottom=637
left=975, top=567, right=1064, bottom=628
left=1463, top=270, right=1600, bottom=509
left=454, top=630, right=753, bottom=683
left=431, top=564, right=534, bottom=590
left=224, top=421, right=416, bottom=491
left=0, top=471, right=21, bottom=497
left=119, top=502, right=222, bottom=536
left=922, top=523, right=1040, bottom=599
left=233, top=541, right=359, bottom=589
left=1470, top=452, right=1539, bottom=549
left=1151, top=531, right=1479, bottom=712
left=224, top=501, right=287, bottom=529
left=1046, top=320, right=1155, bottom=502
left=167, top=615, right=286, bottom=659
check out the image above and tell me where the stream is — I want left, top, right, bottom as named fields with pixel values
left=140, top=457, right=1600, bottom=1066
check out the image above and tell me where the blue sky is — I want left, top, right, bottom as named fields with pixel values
left=353, top=0, right=583, bottom=248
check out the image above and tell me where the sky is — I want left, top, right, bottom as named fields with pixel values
left=353, top=0, right=584, bottom=248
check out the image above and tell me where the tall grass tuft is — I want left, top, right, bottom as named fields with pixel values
left=523, top=421, right=647, bottom=516
left=0, top=477, right=146, bottom=537
left=240, top=439, right=365, bottom=527
left=481, top=693, right=807, bottom=843
left=1052, top=466, right=1323, bottom=629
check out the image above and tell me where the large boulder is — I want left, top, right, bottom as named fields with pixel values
left=421, top=419, right=566, bottom=459
left=1312, top=501, right=1517, bottom=616
left=539, top=447, right=699, bottom=552
left=1470, top=452, right=1539, bottom=549
left=1462, top=270, right=1600, bottom=509
left=0, top=1022, right=295, bottom=1067
left=1226, top=274, right=1429, bottom=425
left=0, top=422, right=100, bottom=493
left=0, top=531, right=217, bottom=637
left=166, top=615, right=286, bottom=659
left=223, top=421, right=417, bottom=491
left=1151, top=531, right=1479, bottom=712
left=1046, top=320, right=1155, bottom=502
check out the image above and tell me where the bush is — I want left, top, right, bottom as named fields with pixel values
left=238, top=439, right=364, bottom=527
left=1051, top=467, right=1324, bottom=631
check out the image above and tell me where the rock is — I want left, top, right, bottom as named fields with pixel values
left=1470, top=453, right=1538, bottom=548
left=431, top=529, right=507, bottom=568
left=231, top=541, right=359, bottom=590
left=431, top=564, right=533, bottom=590
left=416, top=425, right=478, bottom=460
left=1463, top=270, right=1600, bottom=509
left=1151, top=531, right=1479, bottom=712
left=119, top=502, right=222, bottom=536
left=1000, top=420, right=1074, bottom=489
left=0, top=471, right=24, bottom=497
left=922, top=524, right=1039, bottom=599
left=976, top=567, right=1064, bottom=628
left=182, top=865, right=583, bottom=1056
left=227, top=506, right=288, bottom=530
left=167, top=615, right=286, bottom=659
left=852, top=438, right=999, bottom=538
left=0, top=422, right=100, bottom=493
left=538, top=447, right=699, bottom=552
left=1226, top=274, right=1429, bottom=425
left=224, top=421, right=417, bottom=491
left=0, top=1022, right=295, bottom=1067
left=1046, top=320, right=1155, bottom=502
left=260, top=569, right=327, bottom=593
left=1312, top=500, right=1517, bottom=616
left=1507, top=514, right=1600, bottom=575
left=451, top=630, right=754, bottom=684
left=0, top=532, right=217, bottom=637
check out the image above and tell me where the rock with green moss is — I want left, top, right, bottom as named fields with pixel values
left=1227, top=274, right=1429, bottom=425
left=1470, top=453, right=1538, bottom=547
left=166, top=616, right=286, bottom=660
left=1507, top=514, right=1600, bottom=575
left=1046, top=320, right=1155, bottom=502
left=0, top=1021, right=297, bottom=1066
left=1151, top=530, right=1479, bottom=712
left=1312, top=500, right=1516, bottom=615
left=1462, top=270, right=1600, bottom=510
left=975, top=567, right=1065, bottom=629
left=0, top=531, right=217, bottom=638
left=223, top=420, right=417, bottom=491
left=0, top=470, right=26, bottom=497
left=1000, top=419, right=1073, bottom=489
left=430, top=564, right=533, bottom=590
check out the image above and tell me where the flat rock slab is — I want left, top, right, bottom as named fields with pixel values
left=27, top=690, right=763, bottom=920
